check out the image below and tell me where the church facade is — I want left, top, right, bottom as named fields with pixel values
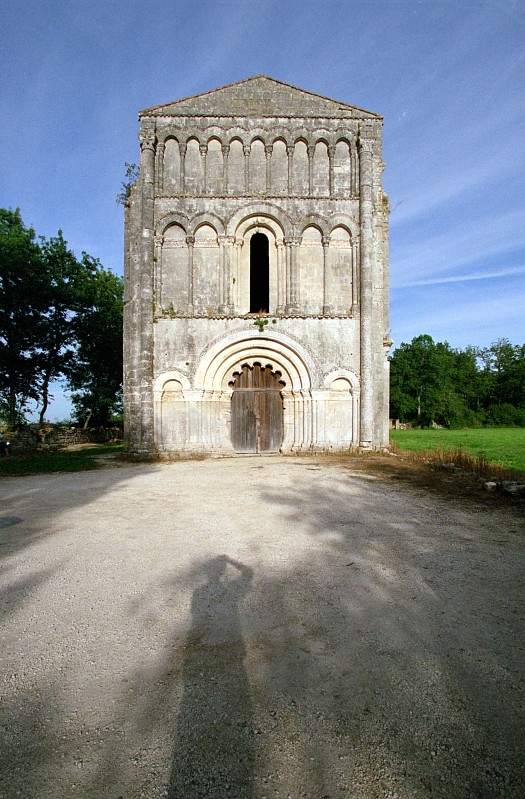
left=124, top=76, right=390, bottom=455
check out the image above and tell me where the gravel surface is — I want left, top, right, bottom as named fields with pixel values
left=0, top=456, right=524, bottom=799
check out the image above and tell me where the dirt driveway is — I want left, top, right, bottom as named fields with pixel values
left=0, top=456, right=523, bottom=798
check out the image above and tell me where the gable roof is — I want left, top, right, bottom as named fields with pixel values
left=139, top=75, right=381, bottom=119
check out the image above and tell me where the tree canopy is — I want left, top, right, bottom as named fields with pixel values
left=390, top=334, right=525, bottom=427
left=0, top=208, right=123, bottom=428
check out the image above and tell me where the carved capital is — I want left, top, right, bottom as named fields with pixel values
left=327, top=145, right=336, bottom=159
left=139, top=130, right=156, bottom=151
left=154, top=234, right=164, bottom=247
left=221, top=144, right=230, bottom=157
left=264, top=144, right=273, bottom=159
left=284, top=236, right=300, bottom=247
left=185, top=235, right=195, bottom=247
left=243, top=144, right=251, bottom=156
left=307, top=144, right=316, bottom=159
left=199, top=144, right=208, bottom=157
left=321, top=235, right=330, bottom=248
left=359, top=138, right=375, bottom=154
left=180, top=141, right=188, bottom=156
left=286, top=145, right=294, bottom=157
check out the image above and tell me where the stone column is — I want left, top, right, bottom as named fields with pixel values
left=321, top=235, right=332, bottom=315
left=156, top=139, right=165, bottom=194
left=225, top=236, right=235, bottom=313
left=218, top=235, right=226, bottom=310
left=276, top=240, right=286, bottom=315
left=351, top=239, right=358, bottom=310
left=186, top=235, right=195, bottom=314
left=265, top=144, right=273, bottom=194
left=358, top=137, right=375, bottom=447
left=222, top=144, right=230, bottom=194
left=284, top=237, right=300, bottom=315
left=137, top=124, right=156, bottom=453
left=218, top=235, right=234, bottom=314
left=153, top=234, right=163, bottom=310
left=200, top=143, right=208, bottom=194
left=234, top=238, right=243, bottom=309
left=180, top=141, right=187, bottom=194
left=328, top=145, right=336, bottom=196
left=286, top=145, right=294, bottom=194
left=307, top=144, right=315, bottom=195
left=351, top=143, right=358, bottom=195
left=243, top=144, right=251, bottom=193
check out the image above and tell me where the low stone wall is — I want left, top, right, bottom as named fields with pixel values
left=1, top=425, right=122, bottom=454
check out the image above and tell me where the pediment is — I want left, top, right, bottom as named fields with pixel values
left=140, top=75, right=380, bottom=119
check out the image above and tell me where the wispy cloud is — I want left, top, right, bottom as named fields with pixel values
left=395, top=264, right=525, bottom=288
left=391, top=207, right=525, bottom=284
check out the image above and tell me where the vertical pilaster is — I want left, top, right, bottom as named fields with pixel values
left=180, top=141, right=187, bottom=195
left=186, top=235, right=195, bottom=314
left=156, top=139, right=165, bottom=194
left=351, top=143, right=358, bottom=195
left=284, top=237, right=299, bottom=314
left=218, top=236, right=226, bottom=310
left=222, top=144, right=230, bottom=194
left=137, top=123, right=156, bottom=453
left=153, top=234, right=163, bottom=309
left=321, top=235, right=332, bottom=315
left=218, top=235, right=234, bottom=314
left=224, top=236, right=235, bottom=313
left=358, top=136, right=375, bottom=447
left=234, top=238, right=242, bottom=309
left=200, top=143, right=207, bottom=194
left=351, top=239, right=358, bottom=311
left=307, top=144, right=315, bottom=195
left=328, top=145, right=336, bottom=196
left=276, top=240, right=286, bottom=315
left=286, top=145, right=294, bottom=194
left=243, top=144, right=251, bottom=193
left=265, top=144, right=272, bottom=194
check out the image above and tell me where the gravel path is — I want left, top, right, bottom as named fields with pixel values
left=0, top=457, right=524, bottom=799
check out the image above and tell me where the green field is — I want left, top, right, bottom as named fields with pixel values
left=0, top=444, right=124, bottom=478
left=390, top=427, right=525, bottom=473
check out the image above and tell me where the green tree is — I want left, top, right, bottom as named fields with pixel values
left=37, top=232, right=88, bottom=423
left=67, top=262, right=123, bottom=427
left=0, top=209, right=48, bottom=426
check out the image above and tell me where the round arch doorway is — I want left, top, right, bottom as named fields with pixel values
left=229, top=363, right=284, bottom=453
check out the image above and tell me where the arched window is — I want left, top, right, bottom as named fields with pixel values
left=250, top=232, right=269, bottom=313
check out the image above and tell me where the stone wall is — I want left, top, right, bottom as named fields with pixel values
left=2, top=425, right=122, bottom=454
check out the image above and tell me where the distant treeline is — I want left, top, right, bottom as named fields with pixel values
left=0, top=209, right=123, bottom=428
left=390, top=334, right=525, bottom=428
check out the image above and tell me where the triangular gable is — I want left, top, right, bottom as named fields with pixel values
left=140, top=75, right=380, bottom=119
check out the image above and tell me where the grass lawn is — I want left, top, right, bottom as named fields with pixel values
left=390, top=427, right=525, bottom=473
left=0, top=443, right=124, bottom=478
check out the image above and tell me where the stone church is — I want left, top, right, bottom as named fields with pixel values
left=124, top=76, right=390, bottom=455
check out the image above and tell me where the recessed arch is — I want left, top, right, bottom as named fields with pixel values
left=157, top=211, right=189, bottom=237
left=226, top=203, right=293, bottom=237
left=323, top=368, right=360, bottom=392
left=190, top=212, right=225, bottom=236
left=194, top=329, right=316, bottom=392
left=154, top=369, right=191, bottom=398
left=298, top=213, right=329, bottom=237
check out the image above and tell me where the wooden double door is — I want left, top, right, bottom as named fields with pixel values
left=230, top=364, right=284, bottom=453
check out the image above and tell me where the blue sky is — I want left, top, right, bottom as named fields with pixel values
left=1, top=0, right=524, bottom=419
